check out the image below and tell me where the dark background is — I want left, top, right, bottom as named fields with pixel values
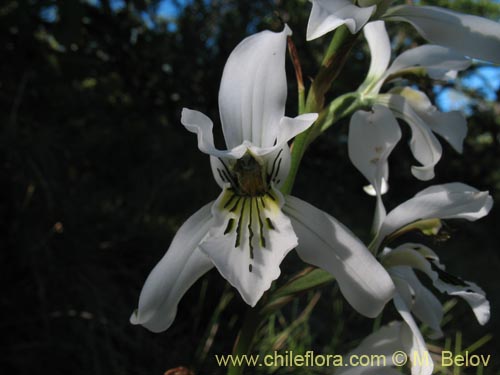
left=2, top=0, right=499, bottom=374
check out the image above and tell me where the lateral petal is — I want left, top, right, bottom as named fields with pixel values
left=130, top=203, right=214, bottom=332
left=285, top=195, right=395, bottom=318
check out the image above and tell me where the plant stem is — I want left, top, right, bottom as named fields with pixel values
left=281, top=27, right=359, bottom=195
left=227, top=307, right=263, bottom=375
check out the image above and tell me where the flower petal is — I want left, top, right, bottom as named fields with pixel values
left=264, top=146, right=291, bottom=190
left=384, top=5, right=500, bottom=63
left=384, top=45, right=471, bottom=81
left=394, top=87, right=467, bottom=153
left=394, top=294, right=434, bottom=375
left=348, top=106, right=401, bottom=230
left=383, top=243, right=491, bottom=325
left=360, top=21, right=391, bottom=92
left=276, top=113, right=319, bottom=147
left=284, top=195, right=395, bottom=318
left=434, top=278, right=490, bottom=325
left=389, top=266, right=443, bottom=338
left=307, top=0, right=376, bottom=40
left=181, top=108, right=248, bottom=159
left=337, top=322, right=406, bottom=375
left=199, top=188, right=297, bottom=306
left=130, top=203, right=214, bottom=332
left=377, top=94, right=442, bottom=180
left=378, top=183, right=493, bottom=242
left=218, top=25, right=292, bottom=149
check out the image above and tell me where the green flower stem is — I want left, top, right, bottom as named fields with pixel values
left=227, top=307, right=264, bottom=375
left=287, top=36, right=306, bottom=114
left=281, top=28, right=360, bottom=195
left=281, top=92, right=362, bottom=195
left=227, top=269, right=335, bottom=375
left=305, top=25, right=359, bottom=112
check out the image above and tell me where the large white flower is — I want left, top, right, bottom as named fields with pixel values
left=306, top=1, right=500, bottom=64
left=348, top=21, right=470, bottom=208
left=130, top=26, right=395, bottom=333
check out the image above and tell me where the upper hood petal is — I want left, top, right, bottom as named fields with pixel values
left=384, top=5, right=500, bottom=64
left=284, top=195, right=395, bottom=318
left=130, top=203, right=214, bottom=332
left=307, top=0, right=376, bottom=40
left=219, top=25, right=292, bottom=149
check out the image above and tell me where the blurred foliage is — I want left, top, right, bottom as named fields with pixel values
left=1, top=0, right=499, bottom=374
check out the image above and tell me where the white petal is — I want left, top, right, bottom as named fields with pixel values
left=377, top=94, right=442, bottom=180
left=390, top=267, right=443, bottom=338
left=361, top=21, right=391, bottom=91
left=395, top=87, right=467, bottom=153
left=284, top=195, right=395, bottom=318
left=394, top=294, right=434, bottom=375
left=219, top=25, right=292, bottom=149
left=348, top=106, right=401, bottom=230
left=434, top=279, right=490, bottom=326
left=337, top=322, right=405, bottom=375
left=363, top=178, right=389, bottom=196
left=384, top=5, right=500, bottom=64
left=276, top=113, right=319, bottom=146
left=378, top=183, right=493, bottom=242
left=307, top=0, right=376, bottom=40
left=130, top=203, right=214, bottom=332
left=265, top=146, right=291, bottom=190
left=181, top=108, right=248, bottom=159
left=384, top=45, right=471, bottom=81
left=383, top=243, right=491, bottom=325
left=200, top=188, right=297, bottom=306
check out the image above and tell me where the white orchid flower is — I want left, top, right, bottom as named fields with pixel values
left=335, top=321, right=431, bottom=375
left=372, top=183, right=492, bottom=343
left=348, top=21, right=470, bottom=201
left=306, top=1, right=500, bottom=64
left=130, top=26, right=395, bottom=333
left=362, top=183, right=492, bottom=375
